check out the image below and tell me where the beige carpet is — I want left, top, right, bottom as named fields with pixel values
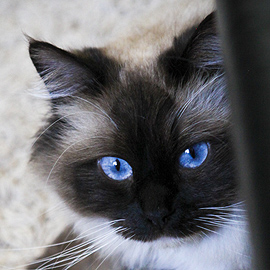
left=0, top=1, right=213, bottom=269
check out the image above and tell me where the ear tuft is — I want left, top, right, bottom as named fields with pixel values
left=159, top=12, right=223, bottom=83
left=182, top=13, right=223, bottom=70
left=29, top=40, right=118, bottom=99
left=29, top=40, right=95, bottom=99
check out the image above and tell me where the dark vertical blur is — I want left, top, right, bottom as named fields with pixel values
left=216, top=1, right=270, bottom=269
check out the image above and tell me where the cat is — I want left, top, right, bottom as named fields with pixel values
left=27, top=12, right=251, bottom=270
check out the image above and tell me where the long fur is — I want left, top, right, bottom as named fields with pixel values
left=27, top=8, right=251, bottom=270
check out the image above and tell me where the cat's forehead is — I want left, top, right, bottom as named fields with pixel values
left=104, top=66, right=229, bottom=131
left=57, top=66, right=229, bottom=160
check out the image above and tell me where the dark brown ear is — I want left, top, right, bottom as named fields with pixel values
left=159, top=12, right=223, bottom=82
left=29, top=39, right=118, bottom=99
left=182, top=12, right=222, bottom=70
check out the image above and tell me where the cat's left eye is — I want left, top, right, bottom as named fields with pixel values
left=98, top=157, right=133, bottom=181
left=179, top=142, right=209, bottom=169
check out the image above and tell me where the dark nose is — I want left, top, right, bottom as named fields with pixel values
left=145, top=208, right=172, bottom=230
left=138, top=176, right=177, bottom=230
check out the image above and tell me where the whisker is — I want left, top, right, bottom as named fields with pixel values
left=196, top=217, right=234, bottom=227
left=200, top=201, right=246, bottom=211
left=201, top=221, right=247, bottom=233
left=196, top=225, right=221, bottom=236
left=26, top=237, right=98, bottom=269
left=177, top=74, right=223, bottom=120
left=95, top=232, right=135, bottom=270
left=74, top=219, right=124, bottom=240
left=45, top=138, right=86, bottom=184
left=72, top=95, right=118, bottom=130
left=195, top=213, right=248, bottom=234
left=31, top=111, right=110, bottom=148
left=0, top=220, right=122, bottom=253
left=44, top=224, right=124, bottom=261
left=12, top=220, right=123, bottom=269
left=205, top=213, right=246, bottom=221
left=198, top=216, right=245, bottom=226
left=63, top=227, right=128, bottom=270
left=197, top=229, right=210, bottom=239
left=33, top=226, right=125, bottom=270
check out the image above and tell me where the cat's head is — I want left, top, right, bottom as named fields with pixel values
left=29, top=13, right=238, bottom=243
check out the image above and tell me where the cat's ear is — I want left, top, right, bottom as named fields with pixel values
left=29, top=39, right=117, bottom=99
left=159, top=12, right=223, bottom=82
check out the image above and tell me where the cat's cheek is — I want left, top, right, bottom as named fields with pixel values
left=54, top=162, right=132, bottom=218
left=176, top=147, right=237, bottom=207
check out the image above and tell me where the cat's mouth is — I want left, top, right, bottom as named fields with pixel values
left=111, top=215, right=194, bottom=242
left=114, top=218, right=205, bottom=246
left=147, top=235, right=197, bottom=248
left=111, top=206, right=229, bottom=243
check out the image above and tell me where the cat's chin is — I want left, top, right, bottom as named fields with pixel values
left=73, top=214, right=197, bottom=248
left=120, top=227, right=199, bottom=246
left=72, top=214, right=250, bottom=270
left=72, top=215, right=191, bottom=249
left=146, top=235, right=196, bottom=249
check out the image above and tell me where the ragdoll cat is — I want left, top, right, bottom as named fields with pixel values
left=28, top=12, right=251, bottom=270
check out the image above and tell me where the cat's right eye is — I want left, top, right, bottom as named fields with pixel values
left=98, top=157, right=133, bottom=181
left=179, top=142, right=209, bottom=169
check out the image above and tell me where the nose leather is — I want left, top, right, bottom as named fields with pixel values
left=139, top=180, right=176, bottom=230
left=144, top=208, right=172, bottom=230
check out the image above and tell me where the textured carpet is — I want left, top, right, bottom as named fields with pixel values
left=0, top=1, right=213, bottom=269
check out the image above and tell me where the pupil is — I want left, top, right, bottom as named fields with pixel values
left=189, top=147, right=196, bottom=159
left=113, top=159, right=121, bottom=171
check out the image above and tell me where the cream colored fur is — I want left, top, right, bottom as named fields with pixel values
left=0, top=0, right=214, bottom=269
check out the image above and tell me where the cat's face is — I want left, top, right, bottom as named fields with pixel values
left=29, top=13, right=245, bottom=262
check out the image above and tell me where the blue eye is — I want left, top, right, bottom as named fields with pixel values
left=179, top=142, right=209, bottom=168
left=99, top=157, right=133, bottom=181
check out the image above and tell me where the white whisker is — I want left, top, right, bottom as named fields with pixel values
left=31, top=227, right=121, bottom=269
left=45, top=138, right=86, bottom=184
left=72, top=95, right=118, bottom=130
left=95, top=232, right=134, bottom=270
left=31, top=110, right=111, bottom=148
left=177, top=75, right=223, bottom=120
left=30, top=222, right=126, bottom=270
left=63, top=227, right=128, bottom=270
left=196, top=225, right=221, bottom=236
left=1, top=220, right=123, bottom=254
left=200, top=201, right=246, bottom=211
